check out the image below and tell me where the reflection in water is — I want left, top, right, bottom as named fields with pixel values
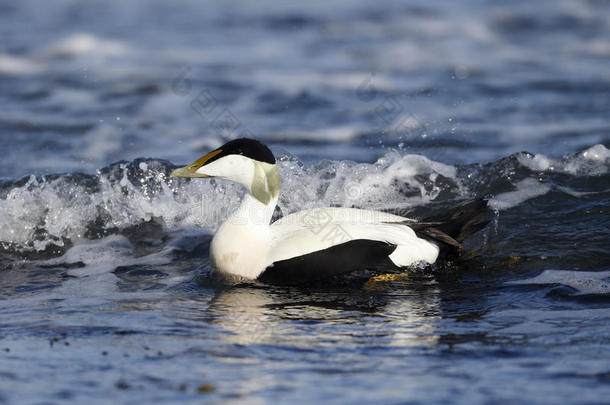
left=208, top=286, right=276, bottom=345
left=206, top=277, right=442, bottom=348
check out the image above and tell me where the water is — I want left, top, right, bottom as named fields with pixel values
left=1, top=0, right=609, bottom=403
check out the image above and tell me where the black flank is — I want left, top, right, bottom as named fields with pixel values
left=258, top=239, right=397, bottom=285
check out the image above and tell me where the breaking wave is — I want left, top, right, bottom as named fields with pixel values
left=0, top=144, right=607, bottom=258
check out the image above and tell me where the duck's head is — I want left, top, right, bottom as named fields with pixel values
left=170, top=138, right=280, bottom=204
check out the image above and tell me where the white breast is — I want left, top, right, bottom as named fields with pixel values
left=210, top=221, right=272, bottom=280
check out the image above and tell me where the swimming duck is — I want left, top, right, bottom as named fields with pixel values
left=170, top=138, right=489, bottom=284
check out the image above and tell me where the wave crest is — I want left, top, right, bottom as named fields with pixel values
left=1, top=145, right=607, bottom=255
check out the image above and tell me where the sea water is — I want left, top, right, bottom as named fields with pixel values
left=1, top=1, right=609, bottom=403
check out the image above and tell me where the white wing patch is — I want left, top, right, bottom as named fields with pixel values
left=269, top=207, right=439, bottom=267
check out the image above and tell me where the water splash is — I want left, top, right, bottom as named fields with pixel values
left=1, top=146, right=608, bottom=256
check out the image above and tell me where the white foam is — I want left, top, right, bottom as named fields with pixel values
left=269, top=126, right=360, bottom=142
left=4, top=150, right=459, bottom=251
left=0, top=165, right=220, bottom=248
left=507, top=269, right=610, bottom=296
left=581, top=144, right=610, bottom=162
left=519, top=154, right=552, bottom=171
left=38, top=235, right=175, bottom=294
left=588, top=39, right=610, bottom=57
left=276, top=151, right=462, bottom=216
left=3, top=145, right=600, bottom=252
left=42, top=33, right=127, bottom=59
left=60, top=235, right=136, bottom=276
left=490, top=178, right=551, bottom=210
left=0, top=53, right=42, bottom=75
left=555, top=186, right=598, bottom=198
left=518, top=144, right=609, bottom=176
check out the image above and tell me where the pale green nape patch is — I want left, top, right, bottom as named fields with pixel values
left=265, top=163, right=280, bottom=197
left=251, top=162, right=280, bottom=205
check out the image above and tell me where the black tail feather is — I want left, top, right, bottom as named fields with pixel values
left=413, top=198, right=490, bottom=251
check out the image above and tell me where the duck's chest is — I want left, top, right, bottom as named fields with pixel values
left=210, top=222, right=271, bottom=280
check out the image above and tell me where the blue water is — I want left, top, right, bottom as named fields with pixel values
left=1, top=1, right=609, bottom=403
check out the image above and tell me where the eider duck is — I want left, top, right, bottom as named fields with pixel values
left=170, top=138, right=489, bottom=284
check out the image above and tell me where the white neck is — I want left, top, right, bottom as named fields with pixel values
left=228, top=191, right=278, bottom=228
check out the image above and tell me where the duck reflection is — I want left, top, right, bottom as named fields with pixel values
left=205, top=274, right=443, bottom=348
